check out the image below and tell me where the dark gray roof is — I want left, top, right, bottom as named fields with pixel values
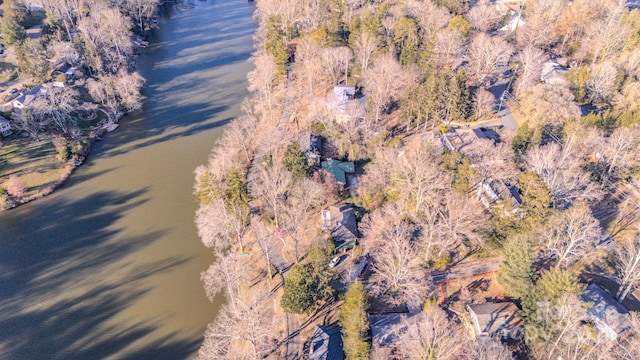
left=300, top=134, right=322, bottom=155
left=309, top=325, right=344, bottom=360
left=467, top=302, right=523, bottom=336
left=581, top=284, right=632, bottom=339
left=369, top=312, right=420, bottom=346
left=322, top=204, right=359, bottom=244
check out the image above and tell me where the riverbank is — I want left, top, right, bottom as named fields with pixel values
left=0, top=1, right=256, bottom=358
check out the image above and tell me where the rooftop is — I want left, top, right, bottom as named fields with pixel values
left=581, top=284, right=632, bottom=340
left=322, top=204, right=359, bottom=246
left=309, top=325, right=344, bottom=360
left=321, top=159, right=355, bottom=185
left=467, top=302, right=523, bottom=338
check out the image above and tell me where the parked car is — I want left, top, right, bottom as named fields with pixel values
left=329, top=256, right=341, bottom=268
left=10, top=88, right=18, bottom=94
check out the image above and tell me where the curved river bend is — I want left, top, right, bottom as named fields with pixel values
left=0, top=2, right=254, bottom=359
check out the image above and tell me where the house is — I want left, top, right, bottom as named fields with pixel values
left=467, top=302, right=523, bottom=340
left=581, top=284, right=632, bottom=341
left=322, top=204, right=358, bottom=251
left=309, top=325, right=344, bottom=360
left=0, top=116, right=11, bottom=136
left=477, top=179, right=522, bottom=210
left=541, top=62, right=568, bottom=84
left=370, top=313, right=408, bottom=346
left=300, top=133, right=322, bottom=167
left=12, top=85, right=45, bottom=109
left=326, top=86, right=366, bottom=123
left=321, top=159, right=355, bottom=185
left=498, top=14, right=525, bottom=33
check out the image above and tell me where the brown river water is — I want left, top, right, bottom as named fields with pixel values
left=0, top=1, right=254, bottom=358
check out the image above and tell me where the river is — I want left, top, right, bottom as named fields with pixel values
left=0, top=1, right=254, bottom=358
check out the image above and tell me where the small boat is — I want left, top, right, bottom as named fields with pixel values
left=103, top=121, right=119, bottom=132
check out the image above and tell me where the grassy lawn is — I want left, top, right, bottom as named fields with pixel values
left=0, top=62, right=18, bottom=84
left=0, top=136, right=71, bottom=198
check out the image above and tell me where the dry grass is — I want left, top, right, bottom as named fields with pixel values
left=0, top=136, right=74, bottom=208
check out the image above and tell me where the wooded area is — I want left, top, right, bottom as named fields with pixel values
left=195, top=0, right=640, bottom=359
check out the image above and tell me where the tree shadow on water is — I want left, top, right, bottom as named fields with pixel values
left=0, top=188, right=198, bottom=359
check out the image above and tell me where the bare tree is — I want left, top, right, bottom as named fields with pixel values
left=295, top=36, right=325, bottom=96
left=394, top=138, right=448, bottom=218
left=516, top=0, right=565, bottom=49
left=394, top=305, right=469, bottom=359
left=31, top=86, right=79, bottom=134
left=405, top=0, right=451, bottom=39
left=363, top=53, right=406, bottom=123
left=472, top=88, right=496, bottom=121
left=464, top=338, right=511, bottom=360
left=587, top=61, right=618, bottom=106
left=197, top=287, right=278, bottom=360
left=195, top=199, right=249, bottom=252
left=280, top=178, right=326, bottom=262
left=78, top=3, right=134, bottom=73
left=12, top=108, right=47, bottom=140
left=611, top=235, right=640, bottom=302
left=519, top=83, right=581, bottom=126
left=467, top=0, right=499, bottom=32
left=200, top=252, right=246, bottom=310
left=524, top=142, right=602, bottom=209
left=353, top=31, right=379, bottom=73
left=432, top=28, right=465, bottom=69
left=221, top=115, right=257, bottom=164
left=529, top=293, right=602, bottom=360
left=542, top=204, right=602, bottom=268
left=466, top=33, right=512, bottom=86
left=253, top=218, right=281, bottom=283
left=367, top=205, right=429, bottom=308
left=321, top=46, right=353, bottom=85
left=248, top=54, right=277, bottom=117
left=253, top=161, right=292, bottom=227
left=514, top=45, right=545, bottom=97
left=582, top=2, right=629, bottom=64
left=87, top=70, right=145, bottom=122
left=47, top=40, right=80, bottom=66
left=464, top=133, right=518, bottom=185
left=41, top=0, right=85, bottom=41
left=436, top=192, right=487, bottom=254
left=123, top=0, right=158, bottom=31
left=614, top=81, right=640, bottom=113
left=596, top=126, right=640, bottom=183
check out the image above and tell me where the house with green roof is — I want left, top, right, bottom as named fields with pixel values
left=321, top=159, right=355, bottom=185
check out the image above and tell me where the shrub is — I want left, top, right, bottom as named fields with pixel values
left=6, top=174, right=26, bottom=198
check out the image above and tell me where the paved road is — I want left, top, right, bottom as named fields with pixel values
left=487, top=78, right=520, bottom=130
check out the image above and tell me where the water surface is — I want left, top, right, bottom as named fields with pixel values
left=0, top=1, right=254, bottom=358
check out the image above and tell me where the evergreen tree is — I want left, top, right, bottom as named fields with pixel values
left=283, top=143, right=310, bottom=182
left=225, top=169, right=250, bottom=209
left=394, top=17, right=420, bottom=66
left=16, top=39, right=51, bottom=82
left=497, top=235, right=535, bottom=299
left=339, top=281, right=370, bottom=360
left=518, top=171, right=552, bottom=231
left=511, top=122, right=535, bottom=154
left=281, top=247, right=335, bottom=314
left=281, top=263, right=317, bottom=314
left=265, top=16, right=289, bottom=77
left=521, top=268, right=584, bottom=344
